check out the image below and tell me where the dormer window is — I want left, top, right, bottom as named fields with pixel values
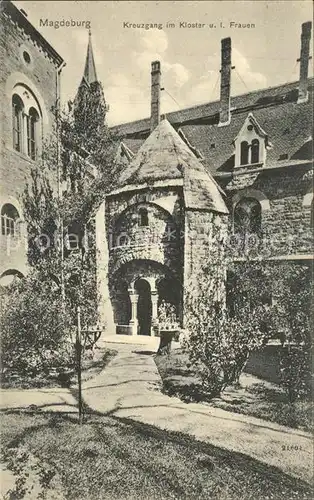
left=234, top=113, right=271, bottom=169
left=138, top=207, right=148, bottom=227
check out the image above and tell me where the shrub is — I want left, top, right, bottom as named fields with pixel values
left=0, top=272, right=75, bottom=376
left=279, top=345, right=312, bottom=403
left=183, top=305, right=268, bottom=397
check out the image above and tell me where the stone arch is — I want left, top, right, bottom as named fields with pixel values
left=111, top=200, right=175, bottom=232
left=0, top=195, right=23, bottom=219
left=5, top=72, right=49, bottom=133
left=110, top=249, right=171, bottom=275
left=0, top=197, right=25, bottom=238
left=110, top=259, right=182, bottom=335
left=232, top=188, right=270, bottom=212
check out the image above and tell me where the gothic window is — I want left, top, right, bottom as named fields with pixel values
left=12, top=94, right=24, bottom=152
left=138, top=207, right=149, bottom=227
left=233, top=198, right=261, bottom=234
left=240, top=141, right=249, bottom=165
left=27, top=107, right=39, bottom=160
left=251, top=139, right=260, bottom=164
left=1, top=204, right=20, bottom=237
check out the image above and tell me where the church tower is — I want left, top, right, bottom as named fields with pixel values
left=73, top=30, right=108, bottom=138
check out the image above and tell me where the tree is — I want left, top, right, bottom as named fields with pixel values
left=2, top=81, right=122, bottom=377
left=22, top=92, right=121, bottom=321
left=270, top=262, right=312, bottom=402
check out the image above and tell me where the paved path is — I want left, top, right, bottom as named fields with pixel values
left=1, top=336, right=313, bottom=484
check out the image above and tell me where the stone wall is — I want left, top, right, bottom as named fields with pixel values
left=0, top=9, right=58, bottom=278
left=106, top=187, right=184, bottom=277
left=225, top=165, right=313, bottom=259
left=105, top=187, right=185, bottom=329
left=183, top=210, right=228, bottom=325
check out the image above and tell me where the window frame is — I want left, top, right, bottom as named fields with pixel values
left=11, top=86, right=42, bottom=160
left=12, top=94, right=24, bottom=153
left=1, top=203, right=20, bottom=238
left=240, top=141, right=249, bottom=166
left=251, top=139, right=260, bottom=164
left=233, top=197, right=262, bottom=236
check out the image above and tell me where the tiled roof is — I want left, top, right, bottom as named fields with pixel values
left=118, top=118, right=228, bottom=214
left=111, top=79, right=314, bottom=176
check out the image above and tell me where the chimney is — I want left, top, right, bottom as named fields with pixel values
left=150, top=61, right=161, bottom=132
left=297, top=21, right=312, bottom=104
left=218, top=37, right=232, bottom=126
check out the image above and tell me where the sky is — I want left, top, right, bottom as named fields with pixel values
left=15, top=0, right=313, bottom=126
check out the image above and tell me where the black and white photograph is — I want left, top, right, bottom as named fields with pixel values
left=0, top=0, right=313, bottom=498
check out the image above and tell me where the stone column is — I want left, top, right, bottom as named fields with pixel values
left=151, top=290, right=159, bottom=337
left=128, top=288, right=139, bottom=336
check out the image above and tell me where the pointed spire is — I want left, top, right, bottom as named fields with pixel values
left=81, top=29, right=98, bottom=86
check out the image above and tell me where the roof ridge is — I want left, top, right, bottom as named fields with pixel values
left=111, top=77, right=314, bottom=130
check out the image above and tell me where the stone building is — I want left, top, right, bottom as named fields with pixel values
left=1, top=1, right=312, bottom=337
left=0, top=0, right=65, bottom=284
left=102, top=110, right=228, bottom=335
left=104, top=22, right=313, bottom=335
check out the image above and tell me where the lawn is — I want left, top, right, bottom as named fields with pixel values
left=1, top=412, right=313, bottom=500
left=155, top=348, right=313, bottom=433
left=1, top=347, right=117, bottom=389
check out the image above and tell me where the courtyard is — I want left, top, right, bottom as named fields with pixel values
left=1, top=337, right=313, bottom=499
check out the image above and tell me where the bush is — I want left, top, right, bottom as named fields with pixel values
left=279, top=345, right=312, bottom=403
left=0, top=272, right=75, bottom=376
left=184, top=307, right=268, bottom=397
left=184, top=256, right=272, bottom=398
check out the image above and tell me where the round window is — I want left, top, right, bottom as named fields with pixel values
left=23, top=51, right=31, bottom=64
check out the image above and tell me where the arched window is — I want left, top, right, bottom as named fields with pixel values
left=1, top=204, right=20, bottom=237
left=138, top=207, right=149, bottom=227
left=240, top=141, right=249, bottom=165
left=27, top=107, right=39, bottom=160
left=251, top=139, right=260, bottom=164
left=233, top=198, right=261, bottom=234
left=11, top=85, right=42, bottom=160
left=12, top=94, right=24, bottom=152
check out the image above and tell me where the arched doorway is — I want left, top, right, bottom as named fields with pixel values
left=135, top=278, right=152, bottom=335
